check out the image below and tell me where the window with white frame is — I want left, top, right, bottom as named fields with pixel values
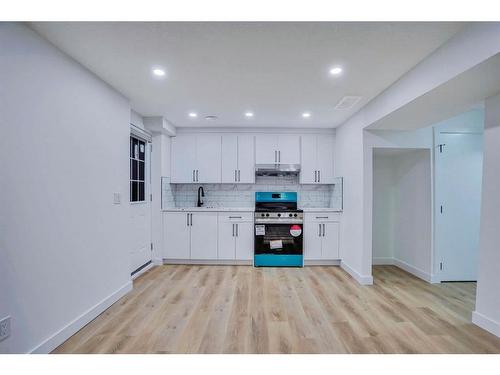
left=130, top=136, right=146, bottom=202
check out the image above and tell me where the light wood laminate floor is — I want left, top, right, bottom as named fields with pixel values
left=53, top=265, right=500, bottom=354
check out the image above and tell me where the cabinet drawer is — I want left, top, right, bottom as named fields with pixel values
left=305, top=212, right=341, bottom=223
left=218, top=212, right=253, bottom=222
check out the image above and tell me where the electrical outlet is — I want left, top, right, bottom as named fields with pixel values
left=0, top=316, right=11, bottom=342
left=113, top=192, right=121, bottom=205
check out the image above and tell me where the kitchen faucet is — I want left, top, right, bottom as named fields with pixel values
left=197, top=186, right=205, bottom=207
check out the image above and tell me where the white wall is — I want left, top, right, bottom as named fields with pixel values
left=335, top=24, right=500, bottom=284
left=473, top=93, right=500, bottom=337
left=0, top=23, right=132, bottom=353
left=151, top=133, right=171, bottom=263
left=372, top=150, right=433, bottom=281
left=372, top=155, right=396, bottom=263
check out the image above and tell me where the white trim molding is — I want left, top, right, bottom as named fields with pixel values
left=163, top=259, right=253, bottom=266
left=394, top=258, right=432, bottom=283
left=131, top=263, right=155, bottom=280
left=372, top=257, right=395, bottom=265
left=304, top=259, right=341, bottom=266
left=472, top=311, right=500, bottom=338
left=29, top=281, right=133, bottom=354
left=340, top=261, right=373, bottom=285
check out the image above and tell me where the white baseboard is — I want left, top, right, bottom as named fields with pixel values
left=393, top=258, right=432, bottom=283
left=472, top=311, right=500, bottom=338
left=152, top=257, right=163, bottom=266
left=304, top=259, right=341, bottom=266
left=30, top=281, right=133, bottom=354
left=131, top=262, right=155, bottom=280
left=340, top=261, right=373, bottom=285
left=372, top=257, right=395, bottom=265
left=163, top=259, right=253, bottom=265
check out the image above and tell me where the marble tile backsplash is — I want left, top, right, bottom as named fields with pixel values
left=162, top=175, right=343, bottom=210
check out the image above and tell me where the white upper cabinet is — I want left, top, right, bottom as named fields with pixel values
left=300, top=135, right=335, bottom=184
left=171, top=134, right=221, bottom=183
left=255, top=135, right=300, bottom=165
left=196, top=135, right=222, bottom=183
left=278, top=135, right=301, bottom=164
left=255, top=135, right=277, bottom=164
left=221, top=135, right=238, bottom=183
left=221, top=135, right=255, bottom=183
left=171, top=135, right=197, bottom=183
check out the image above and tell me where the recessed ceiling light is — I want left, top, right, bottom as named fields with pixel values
left=152, top=68, right=166, bottom=77
left=245, top=112, right=254, bottom=118
left=188, top=112, right=198, bottom=118
left=329, top=66, right=343, bottom=76
left=302, top=112, right=311, bottom=118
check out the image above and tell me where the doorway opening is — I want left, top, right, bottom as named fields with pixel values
left=372, top=147, right=433, bottom=281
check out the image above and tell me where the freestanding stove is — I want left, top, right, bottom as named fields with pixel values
left=254, top=192, right=303, bottom=267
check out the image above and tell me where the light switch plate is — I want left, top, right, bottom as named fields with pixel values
left=0, top=316, right=11, bottom=342
left=113, top=192, right=121, bottom=205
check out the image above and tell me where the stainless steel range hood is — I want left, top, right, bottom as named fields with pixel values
left=255, top=164, right=300, bottom=177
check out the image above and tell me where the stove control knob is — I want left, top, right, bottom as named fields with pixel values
left=261, top=213, right=265, bottom=217
left=289, top=213, right=293, bottom=217
left=266, top=213, right=270, bottom=217
left=277, top=213, right=281, bottom=217
left=294, top=213, right=298, bottom=217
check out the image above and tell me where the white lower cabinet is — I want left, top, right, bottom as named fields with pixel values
left=217, top=213, right=253, bottom=260
left=163, top=211, right=252, bottom=262
left=163, top=211, right=217, bottom=260
left=304, top=213, right=340, bottom=260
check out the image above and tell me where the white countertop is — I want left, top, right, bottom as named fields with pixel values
left=300, top=207, right=342, bottom=212
left=163, top=207, right=254, bottom=212
left=163, top=206, right=341, bottom=213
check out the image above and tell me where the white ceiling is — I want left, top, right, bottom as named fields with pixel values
left=30, top=22, right=464, bottom=128
left=368, top=53, right=500, bottom=131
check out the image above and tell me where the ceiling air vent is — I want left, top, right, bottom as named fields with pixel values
left=334, top=96, right=362, bottom=110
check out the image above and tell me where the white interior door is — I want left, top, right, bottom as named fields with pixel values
left=129, top=136, right=152, bottom=274
left=435, top=132, right=483, bottom=281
